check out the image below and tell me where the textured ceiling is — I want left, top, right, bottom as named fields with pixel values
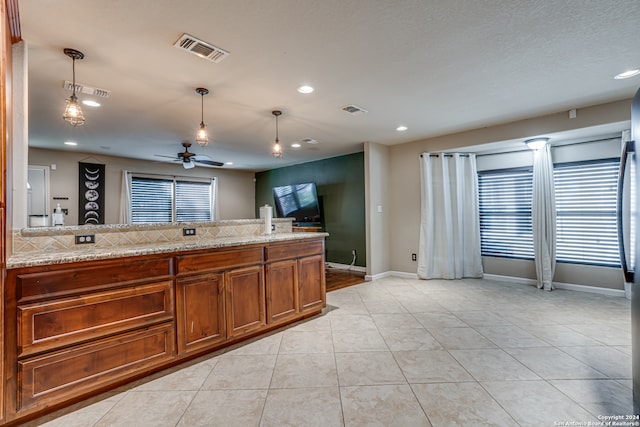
left=19, top=0, right=640, bottom=171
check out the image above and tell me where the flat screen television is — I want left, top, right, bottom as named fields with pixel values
left=272, top=182, right=322, bottom=225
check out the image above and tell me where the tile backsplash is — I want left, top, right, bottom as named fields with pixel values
left=13, top=219, right=293, bottom=254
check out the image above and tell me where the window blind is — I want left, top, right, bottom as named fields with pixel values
left=554, top=158, right=620, bottom=267
left=176, top=180, right=212, bottom=222
left=130, top=175, right=214, bottom=223
left=130, top=177, right=173, bottom=223
left=478, top=168, right=534, bottom=259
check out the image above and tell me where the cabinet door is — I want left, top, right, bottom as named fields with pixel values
left=266, top=259, right=298, bottom=324
left=225, top=265, right=265, bottom=338
left=176, top=273, right=226, bottom=354
left=298, top=254, right=326, bottom=313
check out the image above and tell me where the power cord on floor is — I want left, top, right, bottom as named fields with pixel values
left=348, top=249, right=356, bottom=271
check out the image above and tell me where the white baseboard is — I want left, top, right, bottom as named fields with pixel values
left=364, top=270, right=418, bottom=282
left=360, top=271, right=625, bottom=298
left=326, top=262, right=366, bottom=274
left=553, top=281, right=625, bottom=297
left=482, top=273, right=537, bottom=286
left=482, top=273, right=625, bottom=298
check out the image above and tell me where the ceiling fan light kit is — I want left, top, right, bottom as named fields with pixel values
left=272, top=110, right=282, bottom=158
left=62, top=48, right=86, bottom=127
left=195, top=87, right=209, bottom=146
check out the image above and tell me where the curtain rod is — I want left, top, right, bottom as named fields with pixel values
left=127, top=170, right=216, bottom=181
left=474, top=136, right=621, bottom=157
left=421, top=136, right=621, bottom=158
left=420, top=153, right=471, bottom=158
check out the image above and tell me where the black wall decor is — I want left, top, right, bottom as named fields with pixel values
left=78, top=162, right=105, bottom=225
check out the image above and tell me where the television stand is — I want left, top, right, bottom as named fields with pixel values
left=292, top=225, right=323, bottom=232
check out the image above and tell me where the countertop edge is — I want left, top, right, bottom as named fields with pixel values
left=7, top=232, right=328, bottom=269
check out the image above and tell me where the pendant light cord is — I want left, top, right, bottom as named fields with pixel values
left=71, top=57, right=77, bottom=97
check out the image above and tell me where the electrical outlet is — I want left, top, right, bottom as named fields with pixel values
left=183, top=227, right=196, bottom=236
left=75, top=234, right=95, bottom=244
left=411, top=253, right=417, bottom=261
left=271, top=224, right=275, bottom=231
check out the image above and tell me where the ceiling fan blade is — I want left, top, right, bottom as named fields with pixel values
left=194, top=159, right=224, bottom=167
left=154, top=154, right=179, bottom=160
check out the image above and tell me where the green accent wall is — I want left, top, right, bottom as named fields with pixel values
left=255, top=152, right=366, bottom=267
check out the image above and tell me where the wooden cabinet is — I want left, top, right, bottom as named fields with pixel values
left=266, top=259, right=299, bottom=324
left=226, top=265, right=265, bottom=338
left=18, top=324, right=174, bottom=411
left=265, top=238, right=326, bottom=321
left=18, top=280, right=173, bottom=357
left=176, top=273, right=226, bottom=354
left=4, top=238, right=325, bottom=424
left=175, top=246, right=265, bottom=344
left=6, top=256, right=175, bottom=419
left=298, top=254, right=326, bottom=313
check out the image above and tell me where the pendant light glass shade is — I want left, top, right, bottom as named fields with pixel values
left=63, top=94, right=85, bottom=126
left=272, top=110, right=283, bottom=158
left=195, top=88, right=209, bottom=147
left=62, top=48, right=85, bottom=127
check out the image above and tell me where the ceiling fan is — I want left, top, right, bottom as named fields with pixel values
left=155, top=141, right=224, bottom=169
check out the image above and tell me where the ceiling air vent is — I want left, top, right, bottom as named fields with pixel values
left=64, top=81, right=111, bottom=98
left=174, top=33, right=230, bottom=63
left=341, top=104, right=368, bottom=115
left=301, top=138, right=318, bottom=145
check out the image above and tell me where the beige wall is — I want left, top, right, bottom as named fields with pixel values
left=365, top=142, right=390, bottom=276
left=27, top=148, right=256, bottom=226
left=388, top=99, right=632, bottom=289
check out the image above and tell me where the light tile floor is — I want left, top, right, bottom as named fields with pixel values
left=25, top=277, right=633, bottom=427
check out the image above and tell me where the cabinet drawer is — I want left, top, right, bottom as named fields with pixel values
left=265, top=240, right=324, bottom=262
left=18, top=323, right=175, bottom=411
left=18, top=281, right=174, bottom=357
left=176, top=247, right=263, bottom=275
left=16, top=257, right=172, bottom=303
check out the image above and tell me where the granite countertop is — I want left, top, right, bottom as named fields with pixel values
left=7, top=232, right=328, bottom=269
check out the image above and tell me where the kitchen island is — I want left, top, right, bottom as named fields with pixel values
left=3, top=220, right=326, bottom=425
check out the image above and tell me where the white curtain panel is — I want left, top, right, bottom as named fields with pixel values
left=212, top=177, right=220, bottom=220
left=532, top=144, right=556, bottom=290
left=118, top=170, right=132, bottom=224
left=418, top=153, right=483, bottom=279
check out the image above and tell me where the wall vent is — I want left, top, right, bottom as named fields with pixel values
left=340, top=104, right=368, bottom=115
left=174, top=33, right=230, bottom=63
left=63, top=81, right=112, bottom=98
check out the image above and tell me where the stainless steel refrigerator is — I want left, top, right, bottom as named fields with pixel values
left=630, top=87, right=640, bottom=414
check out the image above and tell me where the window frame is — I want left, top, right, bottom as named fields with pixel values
left=129, top=173, right=215, bottom=223
left=477, top=166, right=534, bottom=260
left=477, top=156, right=622, bottom=268
left=553, top=157, right=621, bottom=268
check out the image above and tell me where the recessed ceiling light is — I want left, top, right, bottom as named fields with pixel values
left=614, top=69, right=640, bottom=79
left=396, top=125, right=408, bottom=132
left=64, top=141, right=77, bottom=146
left=225, top=161, right=233, bottom=165
left=297, top=85, right=314, bottom=94
left=291, top=143, right=301, bottom=148
left=82, top=99, right=101, bottom=107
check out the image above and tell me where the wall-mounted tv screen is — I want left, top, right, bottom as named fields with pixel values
left=272, top=183, right=322, bottom=225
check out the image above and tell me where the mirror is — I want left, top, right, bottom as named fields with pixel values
left=27, top=165, right=51, bottom=227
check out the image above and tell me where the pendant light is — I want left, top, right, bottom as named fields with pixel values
left=272, top=110, right=283, bottom=158
left=62, top=48, right=85, bottom=127
left=195, top=88, right=209, bottom=147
